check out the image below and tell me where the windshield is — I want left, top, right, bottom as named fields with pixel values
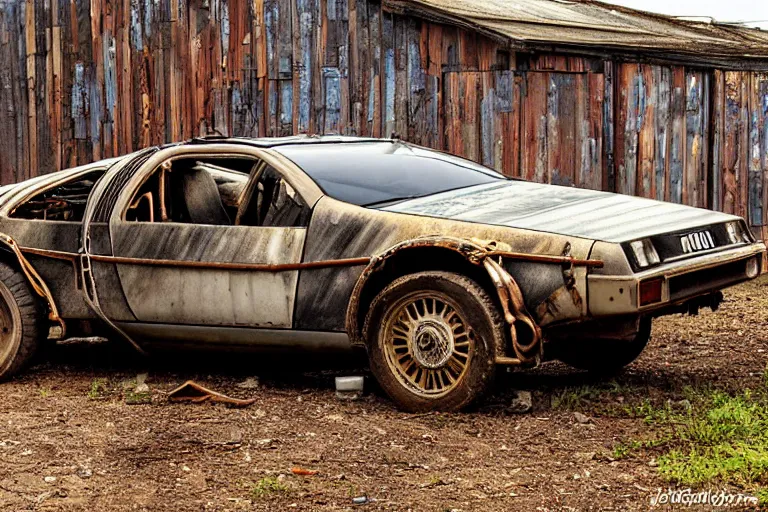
left=273, top=141, right=507, bottom=206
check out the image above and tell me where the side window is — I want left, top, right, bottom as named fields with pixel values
left=235, top=166, right=311, bottom=228
left=125, top=158, right=252, bottom=225
left=10, top=170, right=105, bottom=221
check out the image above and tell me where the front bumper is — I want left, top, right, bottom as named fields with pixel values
left=588, top=242, right=766, bottom=316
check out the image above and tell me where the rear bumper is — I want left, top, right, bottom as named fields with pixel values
left=588, top=242, right=766, bottom=316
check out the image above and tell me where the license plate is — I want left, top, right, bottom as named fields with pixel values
left=680, top=230, right=715, bottom=254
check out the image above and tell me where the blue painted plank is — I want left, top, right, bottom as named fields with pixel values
left=323, top=67, right=341, bottom=134
left=481, top=88, right=495, bottom=168
left=280, top=79, right=293, bottom=132
left=295, top=0, right=313, bottom=132
left=72, top=63, right=88, bottom=140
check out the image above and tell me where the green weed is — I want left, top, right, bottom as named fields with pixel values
left=251, top=476, right=289, bottom=498
left=87, top=378, right=108, bottom=400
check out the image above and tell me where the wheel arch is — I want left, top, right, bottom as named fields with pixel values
left=345, top=237, right=510, bottom=357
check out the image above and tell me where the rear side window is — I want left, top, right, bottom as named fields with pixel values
left=10, top=170, right=105, bottom=222
left=235, top=165, right=311, bottom=228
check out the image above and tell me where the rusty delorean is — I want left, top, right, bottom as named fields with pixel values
left=0, top=136, right=763, bottom=411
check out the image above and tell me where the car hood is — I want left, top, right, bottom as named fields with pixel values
left=379, top=181, right=739, bottom=243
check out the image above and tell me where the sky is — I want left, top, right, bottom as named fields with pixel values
left=604, top=0, right=768, bottom=29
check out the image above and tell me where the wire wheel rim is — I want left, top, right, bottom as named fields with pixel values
left=0, top=283, right=19, bottom=370
left=382, top=291, right=474, bottom=397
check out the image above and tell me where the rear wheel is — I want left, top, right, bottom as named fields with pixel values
left=0, top=263, right=43, bottom=380
left=364, top=271, right=501, bottom=412
left=554, top=317, right=652, bottom=374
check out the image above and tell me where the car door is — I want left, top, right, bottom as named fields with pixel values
left=93, top=145, right=317, bottom=330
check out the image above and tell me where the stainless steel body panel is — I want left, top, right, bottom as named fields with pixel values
left=382, top=181, right=739, bottom=243
left=111, top=223, right=306, bottom=327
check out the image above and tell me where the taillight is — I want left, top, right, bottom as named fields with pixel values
left=639, top=278, right=663, bottom=306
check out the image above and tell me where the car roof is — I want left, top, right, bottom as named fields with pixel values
left=181, top=134, right=395, bottom=149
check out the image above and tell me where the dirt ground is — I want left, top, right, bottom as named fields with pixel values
left=1, top=277, right=767, bottom=512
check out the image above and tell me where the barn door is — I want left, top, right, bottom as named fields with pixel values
left=443, top=71, right=520, bottom=177
left=519, top=71, right=605, bottom=190
left=442, top=70, right=605, bottom=188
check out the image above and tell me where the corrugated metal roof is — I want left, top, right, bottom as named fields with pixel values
left=385, top=0, right=768, bottom=62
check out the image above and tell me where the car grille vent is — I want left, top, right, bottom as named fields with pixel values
left=91, top=147, right=158, bottom=223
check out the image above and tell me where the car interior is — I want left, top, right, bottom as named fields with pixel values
left=125, top=157, right=310, bottom=227
left=10, top=170, right=107, bottom=221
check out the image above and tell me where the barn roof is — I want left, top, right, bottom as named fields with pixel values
left=384, top=0, right=768, bottom=66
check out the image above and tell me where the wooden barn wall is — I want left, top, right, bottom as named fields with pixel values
left=710, top=71, right=768, bottom=241
left=1, top=0, right=768, bottom=238
left=613, top=63, right=710, bottom=208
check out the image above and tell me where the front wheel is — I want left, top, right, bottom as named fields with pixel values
left=0, top=262, right=43, bottom=380
left=554, top=317, right=652, bottom=374
left=363, top=271, right=502, bottom=412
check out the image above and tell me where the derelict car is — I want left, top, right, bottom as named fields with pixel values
left=0, top=136, right=763, bottom=411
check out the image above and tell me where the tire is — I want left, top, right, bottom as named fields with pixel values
left=0, top=262, right=43, bottom=380
left=363, top=271, right=501, bottom=412
left=554, top=317, right=652, bottom=374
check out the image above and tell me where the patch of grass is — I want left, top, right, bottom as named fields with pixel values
left=38, top=387, right=51, bottom=398
left=551, top=385, right=599, bottom=411
left=623, top=398, right=676, bottom=424
left=124, top=390, right=151, bottom=405
left=251, top=477, right=289, bottom=498
left=763, top=363, right=768, bottom=390
left=87, top=378, right=108, bottom=400
left=615, top=388, right=768, bottom=497
left=612, top=435, right=672, bottom=459
left=657, top=391, right=768, bottom=487
left=758, top=488, right=768, bottom=507
left=550, top=380, right=630, bottom=413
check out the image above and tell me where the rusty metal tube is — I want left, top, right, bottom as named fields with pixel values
left=483, top=257, right=542, bottom=365
left=86, top=254, right=373, bottom=271
left=484, top=250, right=604, bottom=268
left=0, top=234, right=66, bottom=336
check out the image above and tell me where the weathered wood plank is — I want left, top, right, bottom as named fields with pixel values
left=684, top=70, right=706, bottom=207
left=583, top=71, right=603, bottom=190
left=652, top=66, right=671, bottom=201
left=710, top=70, right=724, bottom=211
left=603, top=60, right=614, bottom=191
left=381, top=11, right=394, bottom=137
left=366, top=0, right=380, bottom=137
left=616, top=64, right=638, bottom=196
left=669, top=67, right=686, bottom=204
left=521, top=71, right=548, bottom=183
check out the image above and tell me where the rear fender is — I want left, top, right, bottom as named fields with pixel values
left=0, top=233, right=65, bottom=336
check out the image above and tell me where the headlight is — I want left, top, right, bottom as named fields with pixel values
left=630, top=239, right=660, bottom=268
left=725, top=221, right=752, bottom=245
